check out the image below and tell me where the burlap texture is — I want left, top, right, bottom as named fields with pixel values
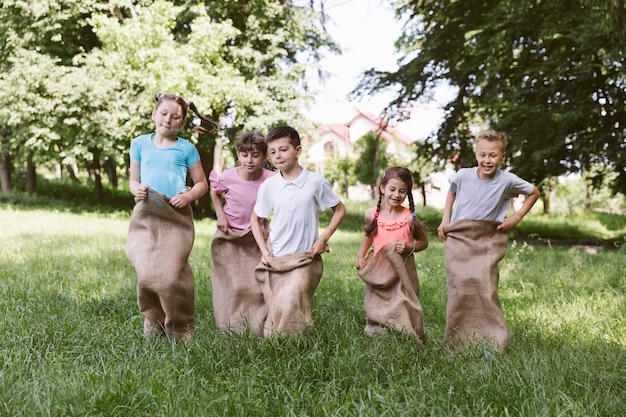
left=443, top=219, right=509, bottom=352
left=357, top=243, right=425, bottom=344
left=126, top=188, right=195, bottom=340
left=254, top=253, right=323, bottom=337
left=210, top=228, right=266, bottom=335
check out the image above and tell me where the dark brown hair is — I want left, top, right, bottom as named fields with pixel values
left=235, top=131, right=267, bottom=154
left=364, top=166, right=428, bottom=241
left=265, top=125, right=301, bottom=148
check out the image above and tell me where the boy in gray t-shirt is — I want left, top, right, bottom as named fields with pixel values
left=437, top=129, right=540, bottom=352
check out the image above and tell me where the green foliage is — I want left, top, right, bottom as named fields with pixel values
left=1, top=207, right=625, bottom=416
left=0, top=0, right=338, bottom=198
left=359, top=0, right=626, bottom=194
left=354, top=132, right=389, bottom=192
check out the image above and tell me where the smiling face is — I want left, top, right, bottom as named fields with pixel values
left=475, top=138, right=506, bottom=180
left=152, top=100, right=186, bottom=139
left=380, top=178, right=409, bottom=208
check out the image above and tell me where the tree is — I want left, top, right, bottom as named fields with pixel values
left=356, top=0, right=626, bottom=209
left=354, top=132, right=389, bottom=199
left=0, top=0, right=338, bottom=213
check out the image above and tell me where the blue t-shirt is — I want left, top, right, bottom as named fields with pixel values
left=129, top=133, right=201, bottom=198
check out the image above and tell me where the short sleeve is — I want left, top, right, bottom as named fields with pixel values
left=209, top=170, right=227, bottom=194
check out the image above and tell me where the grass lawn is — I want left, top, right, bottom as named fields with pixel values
left=0, top=204, right=624, bottom=416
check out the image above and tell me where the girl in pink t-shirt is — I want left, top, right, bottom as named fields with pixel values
left=356, top=166, right=429, bottom=342
left=208, top=131, right=274, bottom=334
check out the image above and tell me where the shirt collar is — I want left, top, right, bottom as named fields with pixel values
left=278, top=166, right=308, bottom=189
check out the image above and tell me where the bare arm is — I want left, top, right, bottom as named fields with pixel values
left=169, top=161, right=208, bottom=208
left=497, top=186, right=541, bottom=231
left=437, top=191, right=456, bottom=242
left=129, top=158, right=147, bottom=200
left=251, top=211, right=272, bottom=265
left=210, top=189, right=229, bottom=232
left=310, top=201, right=346, bottom=257
left=356, top=210, right=374, bottom=270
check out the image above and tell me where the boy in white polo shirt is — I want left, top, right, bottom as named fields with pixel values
left=251, top=125, right=346, bottom=336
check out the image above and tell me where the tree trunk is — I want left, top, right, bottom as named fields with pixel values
left=420, top=183, right=427, bottom=207
left=105, top=159, right=118, bottom=188
left=195, top=145, right=215, bottom=217
left=25, top=152, right=36, bottom=193
left=0, top=154, right=13, bottom=192
left=90, top=149, right=103, bottom=203
left=66, top=164, right=80, bottom=182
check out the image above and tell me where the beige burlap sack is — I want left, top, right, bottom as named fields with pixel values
left=254, top=253, right=323, bottom=337
left=210, top=228, right=266, bottom=335
left=126, top=188, right=195, bottom=341
left=443, top=219, right=509, bottom=352
left=357, top=243, right=425, bottom=344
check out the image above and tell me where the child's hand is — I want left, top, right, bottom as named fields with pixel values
left=216, top=216, right=229, bottom=233
left=261, top=250, right=273, bottom=266
left=310, top=238, right=329, bottom=258
left=169, top=193, right=190, bottom=208
left=134, top=185, right=148, bottom=200
left=356, top=258, right=365, bottom=270
left=394, top=240, right=412, bottom=254
left=497, top=215, right=521, bottom=231
left=437, top=222, right=448, bottom=242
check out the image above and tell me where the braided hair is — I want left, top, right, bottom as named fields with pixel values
left=364, top=166, right=428, bottom=241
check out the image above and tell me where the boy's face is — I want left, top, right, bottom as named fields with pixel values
left=475, top=139, right=505, bottom=180
left=152, top=100, right=186, bottom=138
left=237, top=148, right=266, bottom=175
left=268, top=136, right=301, bottom=173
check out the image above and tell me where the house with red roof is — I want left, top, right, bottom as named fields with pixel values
left=306, top=108, right=416, bottom=173
left=304, top=108, right=452, bottom=206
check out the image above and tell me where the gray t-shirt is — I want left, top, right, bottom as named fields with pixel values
left=449, top=167, right=534, bottom=223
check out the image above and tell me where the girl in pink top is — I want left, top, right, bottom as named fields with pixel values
left=208, top=131, right=274, bottom=334
left=355, top=166, right=429, bottom=342
left=356, top=166, right=428, bottom=268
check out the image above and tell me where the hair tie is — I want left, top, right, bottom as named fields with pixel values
left=411, top=212, right=417, bottom=217
left=374, top=212, right=380, bottom=219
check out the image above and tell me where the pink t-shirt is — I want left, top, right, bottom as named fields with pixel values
left=371, top=207, right=413, bottom=255
left=209, top=167, right=274, bottom=231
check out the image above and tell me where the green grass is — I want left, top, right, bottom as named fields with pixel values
left=1, top=205, right=625, bottom=416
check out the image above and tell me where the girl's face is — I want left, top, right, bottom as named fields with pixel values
left=237, top=148, right=266, bottom=174
left=475, top=139, right=506, bottom=180
left=152, top=100, right=186, bottom=138
left=380, top=178, right=409, bottom=208
left=268, top=136, right=301, bottom=174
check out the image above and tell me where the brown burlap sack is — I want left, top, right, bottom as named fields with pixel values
left=254, top=253, right=323, bottom=337
left=357, top=243, right=425, bottom=344
left=210, top=228, right=266, bottom=335
left=443, top=219, right=509, bottom=352
left=126, top=188, right=196, bottom=341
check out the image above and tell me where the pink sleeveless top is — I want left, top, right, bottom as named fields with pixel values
left=371, top=207, right=413, bottom=255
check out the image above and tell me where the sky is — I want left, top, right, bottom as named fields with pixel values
left=306, top=0, right=450, bottom=140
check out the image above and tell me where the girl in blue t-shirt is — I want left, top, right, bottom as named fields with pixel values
left=126, top=93, right=214, bottom=341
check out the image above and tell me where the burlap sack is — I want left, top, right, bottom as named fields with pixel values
left=254, top=253, right=323, bottom=337
left=126, top=188, right=195, bottom=340
left=443, top=219, right=509, bottom=352
left=357, top=243, right=425, bottom=344
left=210, top=228, right=266, bottom=335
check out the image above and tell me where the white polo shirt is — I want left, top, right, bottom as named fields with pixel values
left=253, top=167, right=341, bottom=256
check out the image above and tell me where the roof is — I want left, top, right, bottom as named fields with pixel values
left=318, top=108, right=415, bottom=146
